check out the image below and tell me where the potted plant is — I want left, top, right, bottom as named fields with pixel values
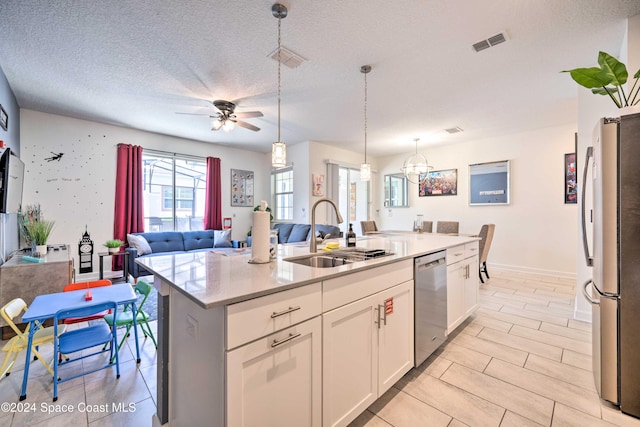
left=104, top=239, right=124, bottom=254
left=253, top=204, right=273, bottom=221
left=562, top=51, right=640, bottom=108
left=25, top=219, right=54, bottom=256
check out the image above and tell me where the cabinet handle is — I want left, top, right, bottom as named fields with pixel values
left=379, top=304, right=387, bottom=327
left=271, top=332, right=302, bottom=348
left=271, top=306, right=301, bottom=318
left=455, top=252, right=463, bottom=257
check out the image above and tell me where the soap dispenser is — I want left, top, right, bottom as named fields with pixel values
left=346, top=223, right=356, bottom=247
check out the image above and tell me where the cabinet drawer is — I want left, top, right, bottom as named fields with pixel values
left=323, top=260, right=412, bottom=312
left=226, top=282, right=321, bottom=350
left=446, top=245, right=465, bottom=265
left=465, top=241, right=479, bottom=259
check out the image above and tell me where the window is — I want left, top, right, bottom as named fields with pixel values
left=272, top=168, right=293, bottom=221
left=338, top=167, right=369, bottom=236
left=142, top=153, right=206, bottom=231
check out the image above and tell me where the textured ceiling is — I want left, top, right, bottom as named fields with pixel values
left=1, top=0, right=640, bottom=157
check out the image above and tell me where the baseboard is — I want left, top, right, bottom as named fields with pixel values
left=573, top=307, right=593, bottom=323
left=489, top=263, right=576, bottom=280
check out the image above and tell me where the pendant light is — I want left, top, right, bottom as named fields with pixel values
left=271, top=3, right=287, bottom=168
left=402, top=138, right=431, bottom=184
left=360, top=65, right=372, bottom=181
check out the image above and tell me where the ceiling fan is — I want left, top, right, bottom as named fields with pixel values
left=176, top=100, right=263, bottom=132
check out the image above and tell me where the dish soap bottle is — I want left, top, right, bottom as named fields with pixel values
left=346, top=223, right=356, bottom=247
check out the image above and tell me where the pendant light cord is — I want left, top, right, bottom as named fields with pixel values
left=277, top=15, right=282, bottom=143
left=364, top=70, right=368, bottom=163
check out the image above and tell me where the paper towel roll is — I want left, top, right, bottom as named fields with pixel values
left=250, top=210, right=271, bottom=264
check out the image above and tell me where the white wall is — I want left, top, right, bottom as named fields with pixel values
left=376, top=123, right=578, bottom=277
left=20, top=109, right=270, bottom=279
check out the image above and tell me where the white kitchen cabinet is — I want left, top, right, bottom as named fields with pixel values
left=227, top=317, right=322, bottom=427
left=226, top=282, right=323, bottom=427
left=322, top=280, right=414, bottom=427
left=446, top=242, right=479, bottom=333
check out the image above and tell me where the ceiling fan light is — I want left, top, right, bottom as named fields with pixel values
left=222, top=120, right=235, bottom=132
left=211, top=119, right=223, bottom=130
left=272, top=141, right=286, bottom=168
left=360, top=163, right=371, bottom=181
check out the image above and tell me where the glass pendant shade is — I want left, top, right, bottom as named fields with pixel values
left=211, top=119, right=223, bottom=131
left=402, top=138, right=430, bottom=184
left=222, top=120, right=235, bottom=132
left=360, top=163, right=371, bottom=181
left=272, top=141, right=286, bottom=168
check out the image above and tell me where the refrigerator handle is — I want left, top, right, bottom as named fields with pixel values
left=582, top=280, right=599, bottom=305
left=581, top=146, right=594, bottom=267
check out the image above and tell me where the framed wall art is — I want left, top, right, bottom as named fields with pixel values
left=419, top=169, right=457, bottom=197
left=469, top=160, right=510, bottom=205
left=564, top=153, right=577, bottom=204
left=231, top=169, right=254, bottom=207
left=0, top=105, right=7, bottom=131
left=312, top=174, right=325, bottom=197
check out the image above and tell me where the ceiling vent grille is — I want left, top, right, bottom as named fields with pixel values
left=445, top=127, right=464, bottom=134
left=268, top=46, right=307, bottom=68
left=472, top=32, right=508, bottom=52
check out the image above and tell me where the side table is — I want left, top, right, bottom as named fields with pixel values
left=98, top=252, right=129, bottom=283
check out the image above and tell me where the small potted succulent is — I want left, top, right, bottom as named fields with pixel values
left=104, top=239, right=124, bottom=254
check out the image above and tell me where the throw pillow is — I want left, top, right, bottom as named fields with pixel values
left=127, top=234, right=152, bottom=255
left=214, top=229, right=232, bottom=248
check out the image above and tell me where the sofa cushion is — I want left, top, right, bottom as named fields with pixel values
left=137, top=232, right=185, bottom=253
left=127, top=234, right=152, bottom=255
left=183, top=230, right=215, bottom=251
left=288, top=224, right=311, bottom=243
left=272, top=223, right=294, bottom=243
left=214, top=229, right=233, bottom=248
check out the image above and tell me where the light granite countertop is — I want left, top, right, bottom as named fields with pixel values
left=136, top=232, right=479, bottom=309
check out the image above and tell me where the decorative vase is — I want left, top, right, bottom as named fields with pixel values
left=108, top=247, right=120, bottom=254
left=35, top=245, right=47, bottom=256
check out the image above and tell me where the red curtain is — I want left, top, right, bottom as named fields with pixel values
left=113, top=144, right=144, bottom=270
left=204, top=157, right=222, bottom=230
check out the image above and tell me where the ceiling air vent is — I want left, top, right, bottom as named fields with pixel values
left=472, top=31, right=508, bottom=52
left=445, top=127, right=464, bottom=134
left=268, top=46, right=307, bottom=69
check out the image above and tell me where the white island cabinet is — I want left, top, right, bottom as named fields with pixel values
left=446, top=242, right=479, bottom=333
left=139, top=233, right=479, bottom=427
left=322, top=260, right=413, bottom=427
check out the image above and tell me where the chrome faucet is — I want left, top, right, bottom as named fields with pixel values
left=310, top=198, right=344, bottom=253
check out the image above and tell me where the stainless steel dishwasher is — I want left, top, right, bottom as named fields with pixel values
left=414, top=250, right=448, bottom=367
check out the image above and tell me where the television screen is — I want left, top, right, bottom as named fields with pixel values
left=0, top=148, right=25, bottom=213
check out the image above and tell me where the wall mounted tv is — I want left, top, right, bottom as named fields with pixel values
left=0, top=148, right=25, bottom=214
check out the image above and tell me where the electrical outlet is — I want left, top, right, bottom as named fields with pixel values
left=186, top=314, right=198, bottom=338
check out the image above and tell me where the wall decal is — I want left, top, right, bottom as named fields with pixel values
left=45, top=152, right=64, bottom=162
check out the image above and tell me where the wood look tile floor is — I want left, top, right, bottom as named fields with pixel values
left=1, top=271, right=639, bottom=426
left=350, top=270, right=640, bottom=427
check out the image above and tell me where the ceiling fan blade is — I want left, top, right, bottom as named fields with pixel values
left=235, top=120, right=260, bottom=132
left=176, top=112, right=217, bottom=117
left=235, top=111, right=263, bottom=119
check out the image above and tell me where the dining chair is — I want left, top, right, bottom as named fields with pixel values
left=360, top=220, right=378, bottom=235
left=53, top=301, right=119, bottom=402
left=0, top=298, right=65, bottom=380
left=62, top=280, right=112, bottom=324
left=478, top=224, right=496, bottom=283
left=436, top=221, right=459, bottom=234
left=103, top=280, right=157, bottom=355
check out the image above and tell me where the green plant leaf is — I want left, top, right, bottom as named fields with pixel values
left=562, top=67, right=612, bottom=89
left=598, top=51, right=628, bottom=86
left=591, top=86, right=617, bottom=96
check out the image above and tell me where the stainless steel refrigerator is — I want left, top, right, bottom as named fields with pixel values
left=582, top=112, right=640, bottom=418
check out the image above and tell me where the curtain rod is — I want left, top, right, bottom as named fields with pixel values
left=141, top=147, right=208, bottom=162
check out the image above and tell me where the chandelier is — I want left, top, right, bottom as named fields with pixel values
left=402, top=138, right=432, bottom=184
left=271, top=3, right=287, bottom=168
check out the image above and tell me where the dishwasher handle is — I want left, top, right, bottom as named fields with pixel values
left=416, top=257, right=445, bottom=272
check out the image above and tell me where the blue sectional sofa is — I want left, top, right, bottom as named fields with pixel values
left=270, top=223, right=342, bottom=244
left=125, top=230, right=233, bottom=279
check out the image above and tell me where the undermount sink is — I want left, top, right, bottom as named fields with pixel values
left=284, top=255, right=354, bottom=268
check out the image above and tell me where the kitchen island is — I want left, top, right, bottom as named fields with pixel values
left=138, top=232, right=479, bottom=427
